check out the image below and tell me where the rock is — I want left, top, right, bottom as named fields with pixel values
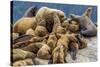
left=66, top=36, right=97, bottom=63
left=34, top=57, right=49, bottom=65
left=66, top=52, right=89, bottom=63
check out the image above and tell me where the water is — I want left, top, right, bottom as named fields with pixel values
left=11, top=1, right=97, bottom=23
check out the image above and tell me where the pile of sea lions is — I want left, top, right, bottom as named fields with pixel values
left=11, top=6, right=97, bottom=66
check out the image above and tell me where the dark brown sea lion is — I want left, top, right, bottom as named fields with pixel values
left=13, top=34, right=33, bottom=44
left=70, top=7, right=97, bottom=37
left=22, top=43, right=44, bottom=53
left=23, top=6, right=38, bottom=17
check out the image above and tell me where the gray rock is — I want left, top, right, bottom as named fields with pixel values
left=66, top=36, right=97, bottom=63
left=66, top=52, right=90, bottom=63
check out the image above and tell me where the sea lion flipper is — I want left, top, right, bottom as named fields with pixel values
left=70, top=50, right=77, bottom=60
left=82, top=7, right=92, bottom=17
left=81, top=30, right=96, bottom=37
left=23, top=6, right=38, bottom=17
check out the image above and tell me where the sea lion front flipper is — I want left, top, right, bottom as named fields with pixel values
left=81, top=29, right=97, bottom=37
left=69, top=42, right=78, bottom=60
left=70, top=50, right=77, bottom=60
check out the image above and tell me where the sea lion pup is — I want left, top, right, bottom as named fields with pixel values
left=37, top=44, right=51, bottom=60
left=12, top=58, right=34, bottom=66
left=70, top=7, right=97, bottom=37
left=35, top=7, right=65, bottom=33
left=52, top=45, right=65, bottom=63
left=23, top=6, right=38, bottom=17
left=13, top=17, right=37, bottom=35
left=35, top=25, right=48, bottom=37
left=47, top=33, right=57, bottom=51
left=12, top=49, right=36, bottom=62
left=22, top=43, right=44, bottom=53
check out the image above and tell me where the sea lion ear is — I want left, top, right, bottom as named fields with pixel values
left=82, top=7, right=92, bottom=17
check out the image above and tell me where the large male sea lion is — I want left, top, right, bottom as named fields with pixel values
left=35, top=7, right=66, bottom=33
left=70, top=7, right=97, bottom=37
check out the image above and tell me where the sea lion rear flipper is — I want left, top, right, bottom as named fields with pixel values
left=82, top=7, right=92, bottom=17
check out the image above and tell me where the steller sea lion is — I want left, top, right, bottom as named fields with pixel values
left=12, top=58, right=34, bottom=66
left=35, top=7, right=66, bottom=33
left=70, top=7, right=97, bottom=37
left=12, top=49, right=36, bottom=62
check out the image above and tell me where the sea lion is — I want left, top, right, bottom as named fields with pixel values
left=35, top=25, right=48, bottom=37
left=70, top=7, right=97, bottom=37
left=47, top=33, right=57, bottom=51
left=12, top=49, right=36, bottom=62
left=25, top=28, right=35, bottom=36
left=37, top=45, right=51, bottom=60
left=35, top=7, right=65, bottom=33
left=52, top=45, right=65, bottom=63
left=12, top=58, right=34, bottom=66
left=13, top=17, right=37, bottom=35
left=13, top=35, right=33, bottom=43
left=22, top=43, right=44, bottom=53
left=23, top=6, right=38, bottom=17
